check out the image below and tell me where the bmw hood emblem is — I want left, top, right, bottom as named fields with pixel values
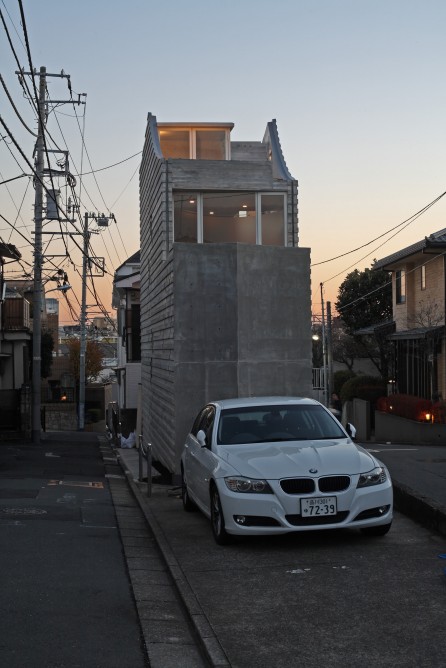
left=309, top=468, right=318, bottom=474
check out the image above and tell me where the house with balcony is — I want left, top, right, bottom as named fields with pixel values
left=373, top=228, right=446, bottom=401
left=139, top=114, right=312, bottom=476
left=112, top=251, right=141, bottom=430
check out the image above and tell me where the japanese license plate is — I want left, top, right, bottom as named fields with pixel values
left=301, top=496, right=337, bottom=517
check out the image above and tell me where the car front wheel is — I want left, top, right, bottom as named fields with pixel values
left=210, top=485, right=231, bottom=545
left=181, top=467, right=196, bottom=512
left=361, top=522, right=392, bottom=537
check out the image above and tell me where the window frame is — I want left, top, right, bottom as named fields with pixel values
left=174, top=191, right=286, bottom=246
left=158, top=127, right=231, bottom=160
left=395, top=269, right=406, bottom=304
left=420, top=264, right=426, bottom=291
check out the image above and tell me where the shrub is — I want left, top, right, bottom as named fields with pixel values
left=433, top=401, right=446, bottom=424
left=333, top=370, right=356, bottom=396
left=340, top=375, right=387, bottom=405
left=376, top=394, right=433, bottom=422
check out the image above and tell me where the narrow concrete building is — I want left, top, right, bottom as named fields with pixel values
left=140, top=115, right=312, bottom=475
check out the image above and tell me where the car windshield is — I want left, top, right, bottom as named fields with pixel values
left=216, top=404, right=346, bottom=445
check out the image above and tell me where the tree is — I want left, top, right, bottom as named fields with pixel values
left=41, top=331, right=54, bottom=378
left=332, top=327, right=366, bottom=371
left=336, top=265, right=392, bottom=377
left=336, top=266, right=392, bottom=333
left=29, top=331, right=54, bottom=379
left=66, top=338, right=104, bottom=382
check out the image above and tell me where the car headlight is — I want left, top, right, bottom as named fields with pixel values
left=357, top=466, right=387, bottom=488
left=224, top=477, right=273, bottom=494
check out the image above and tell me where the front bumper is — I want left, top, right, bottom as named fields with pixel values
left=214, top=476, right=393, bottom=535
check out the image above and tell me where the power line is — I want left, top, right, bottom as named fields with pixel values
left=337, top=250, right=446, bottom=314
left=0, top=5, right=37, bottom=115
left=0, top=73, right=37, bottom=136
left=311, top=190, right=446, bottom=267
left=79, top=150, right=142, bottom=176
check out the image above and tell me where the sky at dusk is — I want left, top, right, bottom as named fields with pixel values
left=1, top=0, right=446, bottom=325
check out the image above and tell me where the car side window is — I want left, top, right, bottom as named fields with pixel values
left=191, top=407, right=207, bottom=436
left=197, top=406, right=215, bottom=447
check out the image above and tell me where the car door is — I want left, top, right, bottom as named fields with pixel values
left=187, top=405, right=217, bottom=511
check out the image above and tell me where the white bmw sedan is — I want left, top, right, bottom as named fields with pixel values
left=181, top=397, right=393, bottom=544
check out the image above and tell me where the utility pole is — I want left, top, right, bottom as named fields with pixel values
left=31, top=66, right=46, bottom=444
left=320, top=282, right=328, bottom=407
left=327, top=301, right=333, bottom=405
left=78, top=212, right=89, bottom=430
left=78, top=213, right=110, bottom=430
left=22, top=66, right=84, bottom=442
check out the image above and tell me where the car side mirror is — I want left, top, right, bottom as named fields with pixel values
left=346, top=423, right=357, bottom=440
left=197, top=429, right=207, bottom=447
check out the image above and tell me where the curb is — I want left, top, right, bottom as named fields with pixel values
left=116, top=452, right=231, bottom=668
left=392, top=479, right=446, bottom=538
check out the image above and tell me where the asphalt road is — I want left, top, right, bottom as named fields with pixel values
left=0, top=435, right=148, bottom=668
left=139, top=480, right=446, bottom=668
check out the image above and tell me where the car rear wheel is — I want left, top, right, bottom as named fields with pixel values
left=361, top=522, right=392, bottom=536
left=181, top=467, right=196, bottom=512
left=210, top=485, right=231, bottom=545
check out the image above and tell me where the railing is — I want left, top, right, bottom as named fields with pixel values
left=138, top=434, right=152, bottom=497
left=3, top=297, right=31, bottom=330
left=312, top=367, right=326, bottom=390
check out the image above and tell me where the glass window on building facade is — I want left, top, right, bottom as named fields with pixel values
left=174, top=192, right=286, bottom=246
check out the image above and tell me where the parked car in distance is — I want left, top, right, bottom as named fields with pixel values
left=181, top=397, right=393, bottom=544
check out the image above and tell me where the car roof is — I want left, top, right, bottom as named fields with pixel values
left=211, top=396, right=320, bottom=410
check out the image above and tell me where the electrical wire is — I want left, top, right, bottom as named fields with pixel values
left=0, top=73, right=37, bottom=136
left=80, top=150, right=142, bottom=176
left=311, top=190, right=446, bottom=267
left=336, top=250, right=446, bottom=314
left=0, top=5, right=38, bottom=115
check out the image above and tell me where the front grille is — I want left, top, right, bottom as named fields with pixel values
left=280, top=478, right=315, bottom=494
left=353, top=505, right=391, bottom=521
left=286, top=511, right=349, bottom=526
left=318, top=476, right=350, bottom=493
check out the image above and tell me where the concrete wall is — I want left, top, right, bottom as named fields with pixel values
left=125, top=363, right=142, bottom=409
left=139, top=114, right=310, bottom=476
left=169, top=243, right=311, bottom=474
left=375, top=410, right=446, bottom=444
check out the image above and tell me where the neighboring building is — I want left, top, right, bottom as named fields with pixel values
left=0, top=243, right=31, bottom=431
left=140, top=115, right=312, bottom=475
left=373, top=228, right=446, bottom=400
left=112, top=251, right=141, bottom=411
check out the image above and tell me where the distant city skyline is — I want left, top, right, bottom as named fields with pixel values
left=1, top=0, right=446, bottom=324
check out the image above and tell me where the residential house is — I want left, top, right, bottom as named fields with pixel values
left=0, top=244, right=31, bottom=432
left=139, top=115, right=312, bottom=476
left=112, top=251, right=141, bottom=417
left=373, top=229, right=446, bottom=400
